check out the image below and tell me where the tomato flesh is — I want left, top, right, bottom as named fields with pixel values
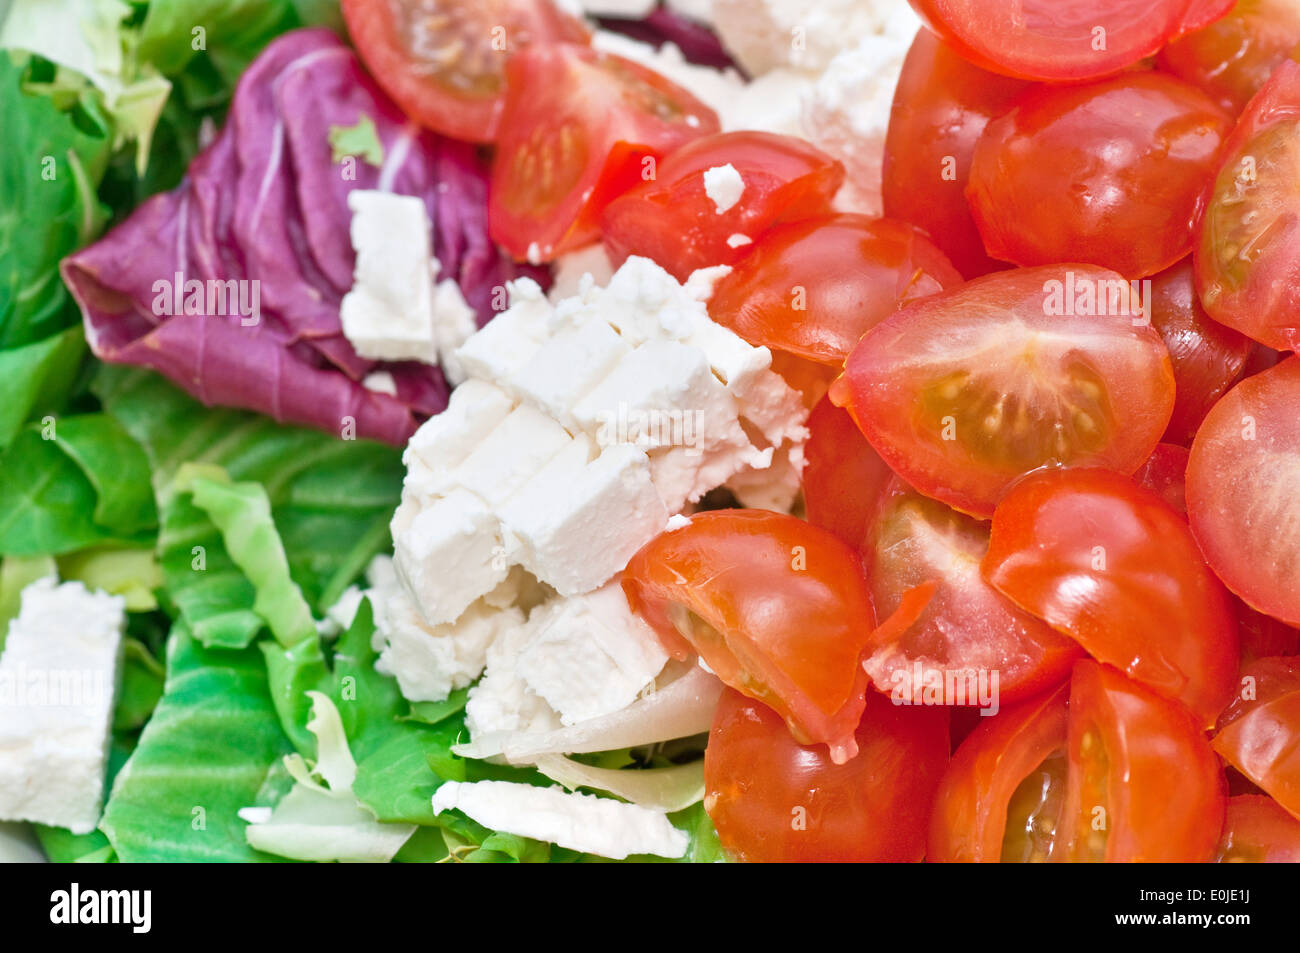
left=832, top=264, right=1175, bottom=518
left=600, top=131, right=844, bottom=283
left=882, top=29, right=1032, bottom=279
left=708, top=215, right=960, bottom=367
left=1217, top=794, right=1300, bottom=861
left=801, top=394, right=894, bottom=549
left=982, top=467, right=1239, bottom=727
left=1132, top=442, right=1190, bottom=516
left=968, top=73, right=1232, bottom=279
left=489, top=44, right=718, bottom=262
left=705, top=688, right=949, bottom=862
left=1213, top=656, right=1300, bottom=821
left=341, top=0, right=589, bottom=143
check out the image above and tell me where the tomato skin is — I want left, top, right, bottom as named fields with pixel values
left=705, top=688, right=949, bottom=862
left=599, top=132, right=844, bottom=283
left=622, top=510, right=883, bottom=763
left=982, top=467, right=1239, bottom=728
left=1179, top=0, right=1239, bottom=32
left=862, top=478, right=1081, bottom=709
left=1236, top=598, right=1300, bottom=665
left=928, top=683, right=1069, bottom=863
left=708, top=215, right=961, bottom=367
left=1217, top=794, right=1300, bottom=861
left=1132, top=443, right=1190, bottom=516
left=341, top=0, right=589, bottom=143
left=1058, top=660, right=1226, bottom=862
left=1187, top=357, right=1300, bottom=627
left=489, top=44, right=718, bottom=262
left=1195, top=60, right=1300, bottom=351
left=882, top=29, right=1031, bottom=279
left=833, top=264, right=1175, bottom=519
left=908, top=0, right=1196, bottom=81
left=1160, top=0, right=1300, bottom=114
left=802, top=394, right=894, bottom=549
left=1148, top=258, right=1253, bottom=446
left=968, top=74, right=1232, bottom=279
left=1213, top=657, right=1300, bottom=820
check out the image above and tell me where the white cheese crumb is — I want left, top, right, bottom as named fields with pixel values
left=665, top=514, right=692, bottom=531
left=361, top=371, right=397, bottom=397
left=726, top=233, right=752, bottom=248
left=703, top=163, right=745, bottom=214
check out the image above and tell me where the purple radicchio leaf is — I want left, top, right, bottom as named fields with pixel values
left=61, top=28, right=547, bottom=444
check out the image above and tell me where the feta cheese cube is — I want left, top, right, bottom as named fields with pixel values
left=516, top=582, right=668, bottom=724
left=703, top=163, right=745, bottom=213
left=507, top=319, right=632, bottom=429
left=452, top=404, right=574, bottom=507
left=432, top=278, right=480, bottom=387
left=361, top=371, right=397, bottom=396
left=432, top=780, right=688, bottom=859
left=392, top=488, right=509, bottom=626
left=726, top=233, right=752, bottom=248
left=402, top=380, right=517, bottom=502
left=0, top=578, right=125, bottom=834
left=465, top=617, right=560, bottom=737
left=548, top=244, right=615, bottom=301
left=454, top=278, right=551, bottom=381
left=500, top=445, right=668, bottom=596
left=339, top=190, right=437, bottom=363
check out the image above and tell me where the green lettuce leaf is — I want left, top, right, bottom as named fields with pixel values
left=99, top=623, right=294, bottom=862
left=0, top=325, right=86, bottom=450
left=0, top=554, right=57, bottom=651
left=58, top=544, right=163, bottom=611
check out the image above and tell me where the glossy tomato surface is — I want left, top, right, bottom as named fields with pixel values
left=706, top=688, right=949, bottom=862
left=928, top=684, right=1068, bottom=863
left=1216, top=794, right=1300, bottom=861
left=1057, top=660, right=1226, bottom=862
left=1160, top=0, right=1300, bottom=114
left=600, top=131, right=844, bottom=282
left=982, top=467, right=1238, bottom=727
left=1187, top=357, right=1300, bottom=627
left=489, top=44, right=718, bottom=262
left=1132, top=442, right=1190, bottom=516
left=1148, top=258, right=1252, bottom=446
left=1213, top=657, right=1300, bottom=820
left=882, top=29, right=1031, bottom=278
left=623, top=510, right=897, bottom=763
left=832, top=265, right=1175, bottom=518
left=1195, top=59, right=1300, bottom=350
left=862, top=478, right=1080, bottom=709
left=708, top=215, right=960, bottom=366
left=801, top=394, right=894, bottom=549
left=908, top=0, right=1197, bottom=81
left=341, top=0, right=588, bottom=143
left=968, top=73, right=1232, bottom=279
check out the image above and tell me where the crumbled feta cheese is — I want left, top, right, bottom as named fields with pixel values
left=665, top=0, right=715, bottom=23
left=516, top=581, right=668, bottom=725
left=0, top=578, right=125, bottom=834
left=722, top=67, right=818, bottom=138
left=592, top=30, right=745, bottom=121
left=577, top=0, right=658, bottom=16
left=432, top=780, right=688, bottom=859
left=465, top=617, right=560, bottom=737
left=339, top=190, right=438, bottom=363
left=361, top=371, right=397, bottom=396
left=432, top=278, right=480, bottom=387
left=665, top=514, right=693, bottom=531
left=726, top=233, right=752, bottom=248
left=703, top=163, right=745, bottom=213
left=549, top=244, right=616, bottom=301
left=526, top=242, right=543, bottom=266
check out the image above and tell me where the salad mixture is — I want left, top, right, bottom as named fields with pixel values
left=2, top=0, right=1300, bottom=864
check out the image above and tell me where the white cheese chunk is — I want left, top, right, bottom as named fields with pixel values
left=721, top=67, right=818, bottom=138
left=432, top=780, right=688, bottom=859
left=451, top=404, right=573, bottom=508
left=703, top=163, right=745, bottom=214
left=591, top=30, right=745, bottom=122
left=454, top=278, right=552, bottom=382
left=339, top=190, right=438, bottom=363
left=465, top=616, right=560, bottom=737
left=516, top=581, right=669, bottom=725
left=726, top=233, right=752, bottom=247
left=0, top=578, right=125, bottom=835
left=548, top=244, right=616, bottom=301
left=432, top=278, right=480, bottom=387
left=361, top=371, right=397, bottom=396
left=578, top=0, right=658, bottom=16
left=508, top=319, right=632, bottom=430
left=403, top=380, right=517, bottom=502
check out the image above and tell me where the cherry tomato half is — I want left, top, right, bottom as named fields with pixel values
left=705, top=688, right=949, bottom=862
left=982, top=467, right=1239, bottom=727
left=1216, top=794, right=1300, bottom=861
left=708, top=214, right=960, bottom=367
left=1213, top=656, right=1300, bottom=820
left=600, top=131, right=844, bottom=283
left=968, top=73, right=1232, bottom=279
left=801, top=394, right=894, bottom=549
left=1132, top=442, right=1190, bottom=516
left=832, top=265, right=1175, bottom=518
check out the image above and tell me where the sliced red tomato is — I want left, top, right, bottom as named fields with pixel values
left=1195, top=59, right=1300, bottom=350
left=802, top=394, right=894, bottom=549
left=1217, top=794, right=1300, bottom=861
left=883, top=29, right=1032, bottom=279
left=968, top=73, right=1232, bottom=279
left=489, top=44, right=718, bottom=262
left=1213, top=656, right=1300, bottom=820
left=1187, top=357, right=1300, bottom=626
left=862, top=477, right=1081, bottom=709
left=622, top=510, right=927, bottom=763
left=1160, top=0, right=1300, bottom=114
left=908, top=0, right=1198, bottom=81
left=705, top=688, right=949, bottom=862
left=1236, top=597, right=1300, bottom=665
left=831, top=265, right=1175, bottom=518
left=1056, top=660, right=1226, bottom=862
left=1179, top=0, right=1239, bottom=32
left=1132, top=442, right=1190, bottom=516
left=341, top=0, right=589, bottom=143
left=928, top=684, right=1069, bottom=863
left=982, top=467, right=1239, bottom=727
left=707, top=215, right=960, bottom=367
left=1148, top=258, right=1252, bottom=446
left=599, top=131, right=844, bottom=283
left=769, top=350, right=838, bottom=411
